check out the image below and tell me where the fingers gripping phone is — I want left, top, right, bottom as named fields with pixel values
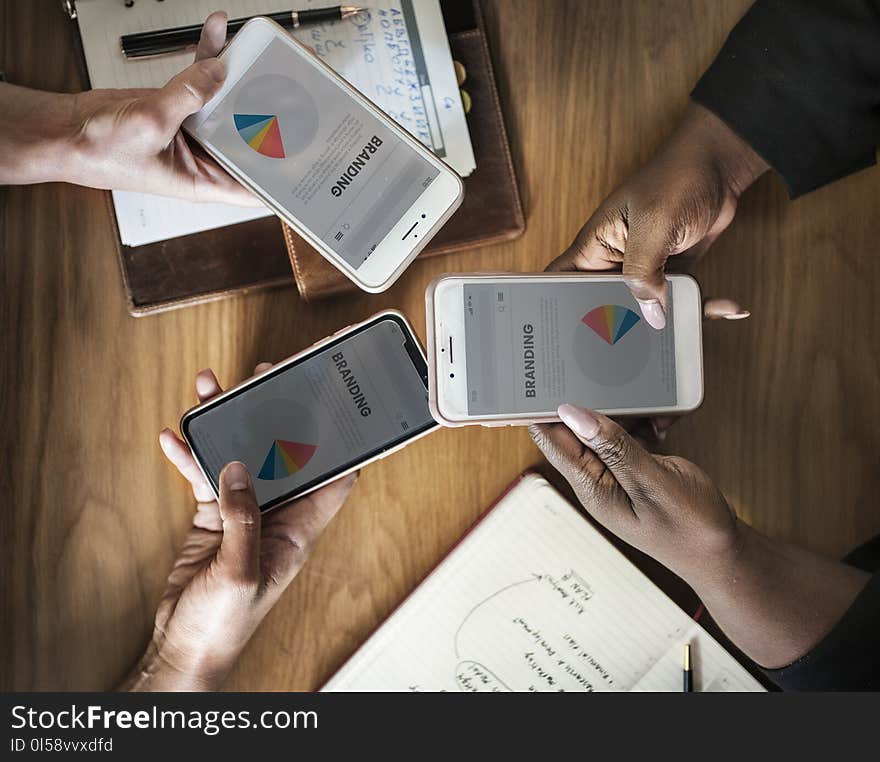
left=181, top=312, right=438, bottom=511
left=426, top=273, right=704, bottom=425
left=183, top=17, right=464, bottom=293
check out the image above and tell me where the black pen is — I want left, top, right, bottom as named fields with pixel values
left=683, top=643, right=694, bottom=692
left=120, top=6, right=365, bottom=59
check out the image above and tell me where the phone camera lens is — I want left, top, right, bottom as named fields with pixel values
left=421, top=214, right=426, bottom=219
left=449, top=373, right=455, bottom=378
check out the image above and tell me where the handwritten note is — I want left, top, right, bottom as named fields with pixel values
left=324, top=475, right=765, bottom=692
left=75, top=0, right=473, bottom=246
left=297, top=0, right=475, bottom=174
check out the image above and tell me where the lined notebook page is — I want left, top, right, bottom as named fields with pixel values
left=74, top=0, right=473, bottom=246
left=324, top=474, right=764, bottom=692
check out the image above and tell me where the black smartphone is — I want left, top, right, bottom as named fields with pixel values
left=181, top=311, right=437, bottom=512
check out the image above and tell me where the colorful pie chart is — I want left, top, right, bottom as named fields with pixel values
left=234, top=113, right=286, bottom=159
left=258, top=439, right=316, bottom=480
left=582, top=305, right=641, bottom=346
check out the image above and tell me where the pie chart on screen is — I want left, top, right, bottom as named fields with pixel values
left=582, top=304, right=641, bottom=346
left=232, top=74, right=320, bottom=156
left=573, top=304, right=651, bottom=385
left=243, top=399, right=320, bottom=484
left=234, top=114, right=286, bottom=158
left=258, top=439, right=317, bottom=480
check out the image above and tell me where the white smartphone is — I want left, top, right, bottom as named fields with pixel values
left=183, top=17, right=464, bottom=293
left=426, top=273, right=704, bottom=425
left=180, top=311, right=437, bottom=512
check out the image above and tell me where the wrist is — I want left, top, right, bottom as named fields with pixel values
left=681, top=102, right=769, bottom=197
left=661, top=513, right=749, bottom=592
left=119, top=637, right=236, bottom=692
left=679, top=518, right=871, bottom=669
left=52, top=90, right=104, bottom=188
left=686, top=518, right=754, bottom=597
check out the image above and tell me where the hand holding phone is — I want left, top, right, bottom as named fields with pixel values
left=547, top=105, right=767, bottom=329
left=529, top=404, right=739, bottom=584
left=183, top=17, right=463, bottom=292
left=426, top=273, right=704, bottom=426
left=131, top=365, right=357, bottom=690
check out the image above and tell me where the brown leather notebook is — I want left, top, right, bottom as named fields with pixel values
left=84, top=0, right=522, bottom=315
left=286, top=0, right=525, bottom=301
left=108, top=199, right=290, bottom=316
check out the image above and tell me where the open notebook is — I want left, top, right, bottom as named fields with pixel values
left=73, top=0, right=475, bottom=246
left=324, top=473, right=764, bottom=692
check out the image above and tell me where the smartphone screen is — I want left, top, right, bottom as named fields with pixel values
left=197, top=35, right=440, bottom=272
left=183, top=316, right=436, bottom=510
left=462, top=281, right=677, bottom=414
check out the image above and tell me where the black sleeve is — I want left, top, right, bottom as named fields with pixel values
left=763, top=573, right=880, bottom=690
left=691, top=0, right=880, bottom=198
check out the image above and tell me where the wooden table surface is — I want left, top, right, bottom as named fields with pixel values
left=2, top=0, right=879, bottom=691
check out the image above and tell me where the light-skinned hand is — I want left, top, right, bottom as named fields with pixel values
left=2, top=12, right=260, bottom=205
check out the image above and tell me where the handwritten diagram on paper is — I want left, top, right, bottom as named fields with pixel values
left=323, top=476, right=765, bottom=693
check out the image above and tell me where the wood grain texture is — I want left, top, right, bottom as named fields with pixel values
left=2, top=0, right=878, bottom=691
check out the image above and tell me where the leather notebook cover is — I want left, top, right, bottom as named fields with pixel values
left=285, top=0, right=525, bottom=301
left=111, top=203, right=290, bottom=316
left=109, top=0, right=523, bottom=315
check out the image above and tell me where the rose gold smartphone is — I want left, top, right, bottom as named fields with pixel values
left=426, top=273, right=704, bottom=427
left=183, top=17, right=463, bottom=293
left=180, top=311, right=437, bottom=512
